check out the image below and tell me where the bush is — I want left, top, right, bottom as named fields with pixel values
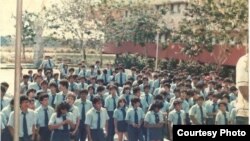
left=115, top=53, right=155, bottom=70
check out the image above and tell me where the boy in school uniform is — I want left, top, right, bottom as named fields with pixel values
left=1, top=98, right=14, bottom=141
left=28, top=74, right=43, bottom=91
left=205, top=94, right=219, bottom=125
left=35, top=94, right=54, bottom=141
left=48, top=82, right=58, bottom=109
left=54, top=79, right=71, bottom=107
left=189, top=96, right=207, bottom=125
left=0, top=85, right=11, bottom=111
left=85, top=96, right=109, bottom=141
left=87, top=85, right=96, bottom=102
left=74, top=89, right=93, bottom=141
left=168, top=100, right=186, bottom=141
left=50, top=73, right=60, bottom=86
left=115, top=67, right=127, bottom=87
left=77, top=76, right=89, bottom=91
left=105, top=85, right=119, bottom=141
left=96, top=86, right=108, bottom=106
left=141, top=84, right=154, bottom=111
left=66, top=93, right=80, bottom=141
left=215, top=101, right=230, bottom=125
left=68, top=75, right=79, bottom=94
left=8, top=95, right=36, bottom=141
left=126, top=97, right=145, bottom=141
left=20, top=74, right=30, bottom=95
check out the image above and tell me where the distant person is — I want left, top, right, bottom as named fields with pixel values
left=40, top=56, right=55, bottom=74
left=235, top=53, right=249, bottom=124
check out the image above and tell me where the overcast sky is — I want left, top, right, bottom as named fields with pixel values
left=0, top=0, right=57, bottom=36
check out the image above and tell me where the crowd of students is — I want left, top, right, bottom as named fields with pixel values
left=0, top=60, right=240, bottom=141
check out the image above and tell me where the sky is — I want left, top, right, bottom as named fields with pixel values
left=0, top=0, right=57, bottom=36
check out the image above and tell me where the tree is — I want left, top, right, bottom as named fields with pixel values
left=172, top=0, right=248, bottom=64
left=102, top=0, right=171, bottom=57
left=22, top=11, right=37, bottom=60
left=45, top=0, right=103, bottom=61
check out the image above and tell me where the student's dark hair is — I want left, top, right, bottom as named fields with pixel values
left=0, top=85, right=7, bottom=94
left=143, top=84, right=150, bottom=90
left=1, top=82, right=9, bottom=89
left=180, top=89, right=187, bottom=94
left=20, top=95, right=29, bottom=104
left=163, top=83, right=171, bottom=88
left=28, top=70, right=33, bottom=73
left=79, top=89, right=88, bottom=95
left=137, top=80, right=143, bottom=85
left=92, top=96, right=102, bottom=105
left=66, top=93, right=76, bottom=101
left=131, top=97, right=140, bottom=106
left=23, top=74, right=29, bottom=79
left=39, top=93, right=49, bottom=102
left=69, top=68, right=75, bottom=72
left=97, top=86, right=105, bottom=93
left=10, top=98, right=14, bottom=105
left=218, top=100, right=227, bottom=107
left=88, top=85, right=95, bottom=91
left=124, top=81, right=132, bottom=87
left=229, top=86, right=237, bottom=92
left=215, top=83, right=222, bottom=90
left=37, top=68, right=43, bottom=72
left=59, top=79, right=69, bottom=89
left=53, top=73, right=59, bottom=77
left=117, top=98, right=126, bottom=108
left=56, top=102, right=70, bottom=117
left=103, top=69, right=107, bottom=74
left=154, top=94, right=164, bottom=101
left=149, top=101, right=163, bottom=111
left=222, top=94, right=230, bottom=100
left=49, top=82, right=58, bottom=88
left=133, top=86, right=140, bottom=95
left=174, top=88, right=180, bottom=93
left=26, top=89, right=36, bottom=96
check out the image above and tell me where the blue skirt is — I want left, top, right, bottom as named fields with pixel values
left=117, top=121, right=128, bottom=132
left=148, top=127, right=163, bottom=140
left=51, top=130, right=70, bottom=141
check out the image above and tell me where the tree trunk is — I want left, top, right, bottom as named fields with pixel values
left=83, top=48, right=86, bottom=61
left=81, top=39, right=84, bottom=61
left=100, top=47, right=103, bottom=67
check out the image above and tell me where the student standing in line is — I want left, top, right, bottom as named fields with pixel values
left=215, top=101, right=230, bottom=125
left=1, top=98, right=14, bottom=141
left=126, top=97, right=144, bottom=141
left=48, top=82, right=58, bottom=109
left=144, top=102, right=164, bottom=141
left=105, top=85, right=119, bottom=141
left=168, top=100, right=186, bottom=141
left=48, top=102, right=76, bottom=141
left=74, top=89, right=93, bottom=141
left=54, top=79, right=70, bottom=107
left=189, top=96, right=207, bottom=125
left=65, top=93, right=80, bottom=141
left=113, top=98, right=128, bottom=141
left=8, top=95, right=36, bottom=141
left=35, top=94, right=54, bottom=141
left=85, top=96, right=109, bottom=141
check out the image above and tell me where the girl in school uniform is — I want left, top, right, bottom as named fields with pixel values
left=144, top=101, right=164, bottom=141
left=48, top=102, right=76, bottom=141
left=113, top=98, right=128, bottom=141
left=65, top=93, right=80, bottom=141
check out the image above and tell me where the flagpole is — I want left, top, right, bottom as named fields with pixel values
left=14, top=0, right=23, bottom=141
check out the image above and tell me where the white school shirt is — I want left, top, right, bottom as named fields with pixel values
left=8, top=109, right=36, bottom=137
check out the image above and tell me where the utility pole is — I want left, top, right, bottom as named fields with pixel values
left=14, top=0, right=23, bottom=141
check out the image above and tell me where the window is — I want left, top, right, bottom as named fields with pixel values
left=177, top=4, right=181, bottom=13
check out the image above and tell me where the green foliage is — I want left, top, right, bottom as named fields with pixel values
left=22, top=11, right=37, bottom=47
left=172, top=0, right=248, bottom=56
left=115, top=53, right=154, bottom=70
left=103, top=0, right=171, bottom=50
